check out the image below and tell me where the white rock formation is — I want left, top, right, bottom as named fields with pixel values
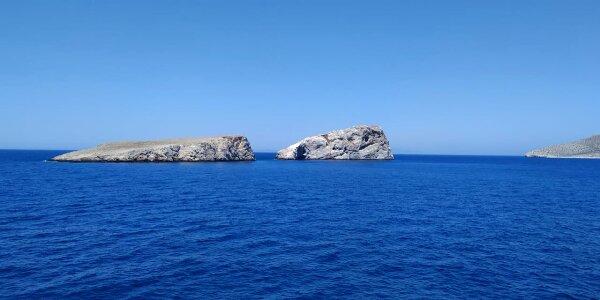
left=50, top=135, right=255, bottom=162
left=276, top=125, right=394, bottom=160
left=526, top=135, right=600, bottom=158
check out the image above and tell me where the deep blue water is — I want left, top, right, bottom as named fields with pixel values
left=1, top=150, right=599, bottom=299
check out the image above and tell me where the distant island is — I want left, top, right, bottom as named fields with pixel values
left=276, top=125, right=394, bottom=160
left=50, top=135, right=255, bottom=162
left=526, top=135, right=600, bottom=159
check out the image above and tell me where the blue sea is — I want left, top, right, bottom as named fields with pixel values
left=1, top=150, right=599, bottom=299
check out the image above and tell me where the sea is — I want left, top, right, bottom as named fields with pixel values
left=1, top=150, right=599, bottom=299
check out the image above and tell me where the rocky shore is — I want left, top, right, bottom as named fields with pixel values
left=276, top=125, right=394, bottom=160
left=526, top=135, right=600, bottom=158
left=50, top=135, right=255, bottom=162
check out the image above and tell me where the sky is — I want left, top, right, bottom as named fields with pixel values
left=1, top=0, right=599, bottom=154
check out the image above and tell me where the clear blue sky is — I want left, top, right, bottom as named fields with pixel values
left=1, top=0, right=598, bottom=154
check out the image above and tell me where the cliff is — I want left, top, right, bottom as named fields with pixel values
left=276, top=125, right=394, bottom=160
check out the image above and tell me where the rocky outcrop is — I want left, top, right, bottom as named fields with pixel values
left=526, top=135, right=600, bottom=158
left=50, top=135, right=255, bottom=162
left=276, top=125, right=394, bottom=160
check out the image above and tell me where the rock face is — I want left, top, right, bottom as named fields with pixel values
left=276, top=125, right=394, bottom=160
left=50, top=135, right=255, bottom=162
left=526, top=135, right=600, bottom=158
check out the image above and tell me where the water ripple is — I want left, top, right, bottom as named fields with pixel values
left=1, top=151, right=599, bottom=299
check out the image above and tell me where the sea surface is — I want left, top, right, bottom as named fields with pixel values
left=1, top=150, right=599, bottom=299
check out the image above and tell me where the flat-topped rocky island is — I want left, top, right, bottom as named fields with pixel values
left=50, top=135, right=255, bottom=162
